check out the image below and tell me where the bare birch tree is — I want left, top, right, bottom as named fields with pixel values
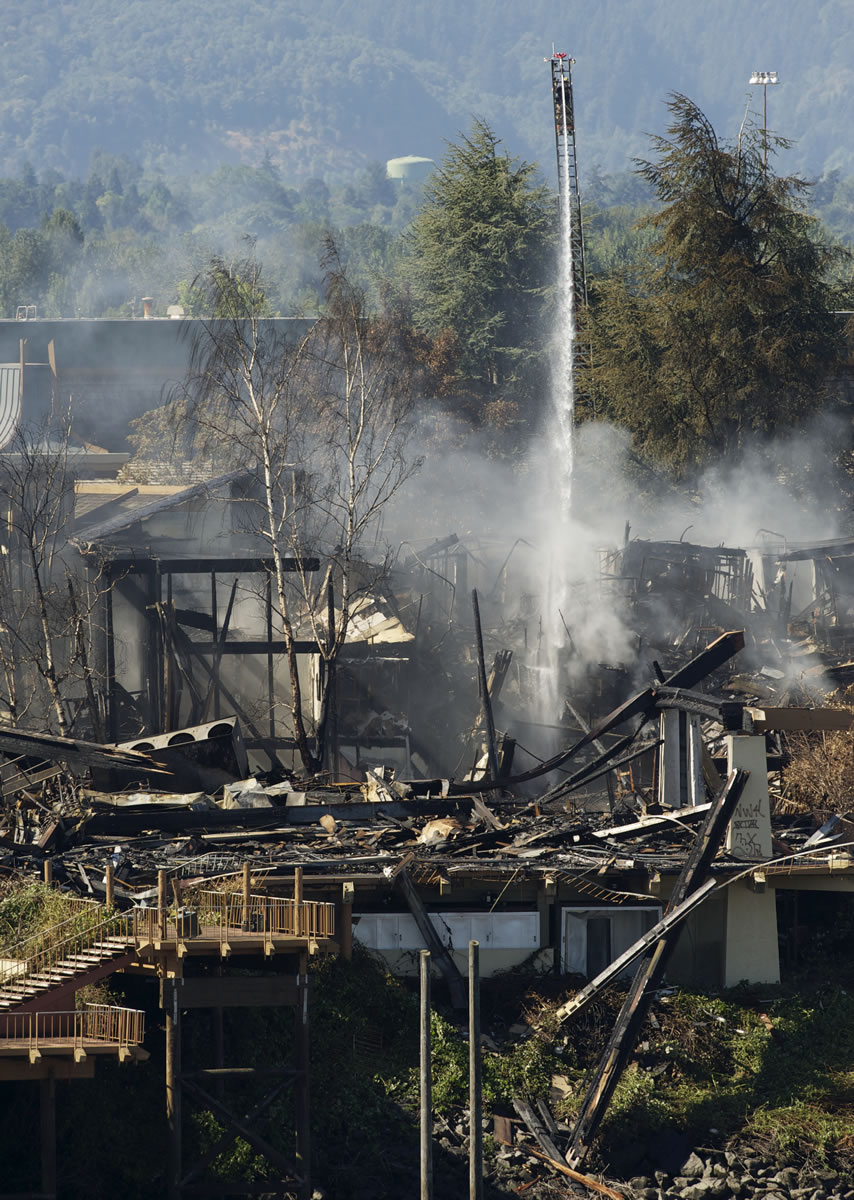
left=158, top=245, right=418, bottom=773
left=0, top=410, right=109, bottom=737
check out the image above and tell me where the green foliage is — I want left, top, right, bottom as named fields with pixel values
left=483, top=1032, right=558, bottom=1107
left=591, top=94, right=853, bottom=476
left=0, top=876, right=96, bottom=955
left=426, top=1011, right=470, bottom=1111
left=405, top=120, right=554, bottom=420
left=424, top=1010, right=560, bottom=1114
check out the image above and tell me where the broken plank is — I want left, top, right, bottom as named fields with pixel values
left=512, top=1097, right=565, bottom=1165
left=526, top=1149, right=625, bottom=1200
left=591, top=802, right=712, bottom=841
left=746, top=706, right=854, bottom=733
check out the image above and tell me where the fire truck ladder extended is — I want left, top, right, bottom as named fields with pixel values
left=550, top=52, right=587, bottom=310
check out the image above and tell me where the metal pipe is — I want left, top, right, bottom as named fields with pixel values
left=242, top=861, right=251, bottom=931
left=420, top=950, right=433, bottom=1200
left=158, top=869, right=167, bottom=940
left=294, top=866, right=303, bottom=938
left=468, top=940, right=482, bottom=1200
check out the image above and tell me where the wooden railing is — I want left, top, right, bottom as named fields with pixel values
left=133, top=890, right=335, bottom=947
left=0, top=910, right=134, bottom=991
left=0, top=885, right=336, bottom=999
left=0, top=1004, right=145, bottom=1052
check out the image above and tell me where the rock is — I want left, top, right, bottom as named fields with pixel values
left=726, top=1176, right=744, bottom=1196
left=631, top=1178, right=656, bottom=1190
left=681, top=1180, right=729, bottom=1200
left=711, top=1164, right=728, bottom=1179
left=656, top=1171, right=673, bottom=1187
left=775, top=1169, right=800, bottom=1187
left=682, top=1153, right=707, bottom=1179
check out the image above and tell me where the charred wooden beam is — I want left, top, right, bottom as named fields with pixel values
left=409, top=631, right=745, bottom=796
left=102, top=556, right=320, bottom=575
left=395, top=866, right=467, bottom=1009
left=565, top=768, right=748, bottom=1167
left=513, top=1097, right=565, bottom=1164
left=0, top=725, right=172, bottom=776
left=472, top=590, right=500, bottom=783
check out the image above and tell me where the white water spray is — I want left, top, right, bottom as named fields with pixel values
left=554, top=84, right=577, bottom=515
left=539, top=70, right=580, bottom=718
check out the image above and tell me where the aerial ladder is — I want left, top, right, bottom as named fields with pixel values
left=549, top=51, right=587, bottom=310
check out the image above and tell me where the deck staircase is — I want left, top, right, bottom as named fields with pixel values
left=0, top=902, right=135, bottom=1015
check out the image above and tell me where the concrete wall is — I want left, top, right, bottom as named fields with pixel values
left=353, top=909, right=548, bottom=979
left=723, top=882, right=780, bottom=987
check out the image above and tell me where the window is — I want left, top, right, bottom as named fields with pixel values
left=561, top=907, right=660, bottom=977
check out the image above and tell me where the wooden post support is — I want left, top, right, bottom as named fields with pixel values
left=242, top=860, right=251, bottom=931
left=340, top=882, right=353, bottom=961
left=43, top=859, right=52, bottom=888
left=40, top=1072, right=57, bottom=1199
left=420, top=950, right=433, bottom=1200
left=105, top=862, right=114, bottom=909
left=213, top=961, right=225, bottom=1103
left=165, top=978, right=182, bottom=1200
left=295, top=951, right=311, bottom=1200
left=294, top=866, right=303, bottom=939
left=469, top=941, right=482, bottom=1200
left=158, top=869, right=168, bottom=940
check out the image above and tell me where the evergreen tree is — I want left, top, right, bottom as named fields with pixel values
left=591, top=94, right=852, bottom=475
left=406, top=120, right=554, bottom=422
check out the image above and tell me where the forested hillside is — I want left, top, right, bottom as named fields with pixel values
left=1, top=0, right=851, bottom=182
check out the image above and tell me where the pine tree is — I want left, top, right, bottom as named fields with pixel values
left=592, top=94, right=852, bottom=474
left=406, top=120, right=554, bottom=422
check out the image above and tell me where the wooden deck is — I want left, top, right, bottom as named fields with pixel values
left=0, top=1004, right=148, bottom=1075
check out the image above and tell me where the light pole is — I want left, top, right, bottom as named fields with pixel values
left=749, top=70, right=779, bottom=178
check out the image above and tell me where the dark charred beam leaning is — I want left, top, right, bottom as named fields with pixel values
left=408, top=630, right=746, bottom=796
left=395, top=866, right=468, bottom=1009
left=565, top=768, right=749, bottom=1168
left=0, top=724, right=171, bottom=774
